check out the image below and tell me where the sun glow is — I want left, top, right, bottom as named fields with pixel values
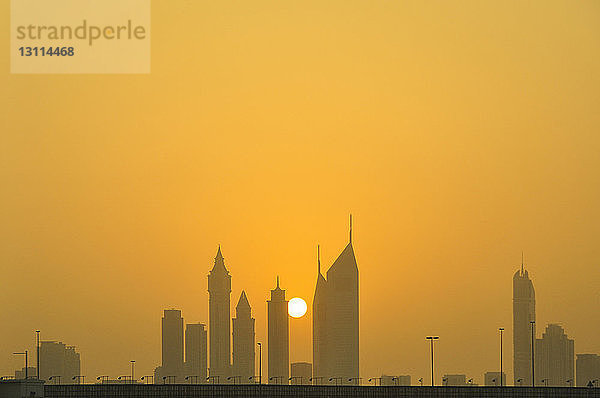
left=288, top=297, right=307, bottom=318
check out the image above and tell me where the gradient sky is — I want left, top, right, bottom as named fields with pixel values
left=1, top=0, right=599, bottom=385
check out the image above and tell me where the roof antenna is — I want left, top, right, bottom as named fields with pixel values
left=521, top=251, right=524, bottom=274
left=317, top=244, right=321, bottom=274
left=276, top=275, right=280, bottom=288
left=349, top=214, right=353, bottom=244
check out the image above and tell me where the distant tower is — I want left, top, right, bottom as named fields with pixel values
left=513, top=254, right=535, bottom=386
left=208, top=246, right=232, bottom=380
left=162, top=309, right=184, bottom=382
left=535, top=324, right=574, bottom=386
left=185, top=323, right=207, bottom=382
left=312, top=245, right=329, bottom=383
left=232, top=291, right=255, bottom=383
left=325, top=215, right=359, bottom=384
left=267, top=276, right=289, bottom=384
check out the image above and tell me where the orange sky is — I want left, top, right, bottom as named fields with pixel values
left=1, top=0, right=599, bottom=385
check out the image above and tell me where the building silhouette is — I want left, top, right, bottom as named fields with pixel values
left=39, top=341, right=80, bottom=383
left=513, top=257, right=535, bottom=386
left=442, top=374, right=467, bottom=386
left=484, top=372, right=506, bottom=386
left=208, top=246, right=232, bottom=380
left=267, top=276, right=289, bottom=384
left=14, top=367, right=36, bottom=380
left=535, top=324, right=574, bottom=386
left=312, top=217, right=359, bottom=384
left=159, top=309, right=184, bottom=383
left=290, top=362, right=312, bottom=385
left=185, top=323, right=207, bottom=383
left=576, top=353, right=600, bottom=387
left=312, top=245, right=328, bottom=384
left=232, top=291, right=255, bottom=383
left=381, top=375, right=411, bottom=386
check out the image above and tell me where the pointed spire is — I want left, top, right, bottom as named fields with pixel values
left=349, top=214, right=353, bottom=244
left=317, top=244, right=321, bottom=274
left=237, top=290, right=250, bottom=309
left=216, top=245, right=223, bottom=260
left=521, top=251, right=524, bottom=274
left=210, top=245, right=229, bottom=274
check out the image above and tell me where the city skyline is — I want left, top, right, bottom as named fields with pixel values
left=4, top=235, right=597, bottom=386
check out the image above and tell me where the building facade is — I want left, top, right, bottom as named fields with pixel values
left=290, top=362, right=312, bottom=385
left=160, top=309, right=184, bottom=382
left=535, top=324, right=574, bottom=387
left=39, top=341, right=80, bottom=383
left=513, top=260, right=536, bottom=386
left=208, top=246, right=232, bottom=381
left=232, top=291, right=255, bottom=383
left=312, top=218, right=359, bottom=385
left=576, top=353, right=600, bottom=387
left=185, top=323, right=207, bottom=383
left=267, top=277, right=289, bottom=384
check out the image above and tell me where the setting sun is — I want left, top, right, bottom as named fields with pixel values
left=288, top=297, right=307, bottom=318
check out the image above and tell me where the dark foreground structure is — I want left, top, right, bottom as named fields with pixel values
left=42, top=384, right=600, bottom=398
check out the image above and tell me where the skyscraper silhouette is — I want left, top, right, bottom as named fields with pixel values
left=513, top=256, right=535, bottom=386
left=184, top=323, right=207, bottom=382
left=535, top=324, right=574, bottom=386
left=267, top=276, right=289, bottom=384
left=312, top=217, right=359, bottom=384
left=161, top=309, right=184, bottom=382
left=208, top=246, right=232, bottom=380
left=312, top=245, right=328, bottom=384
left=232, top=291, right=255, bottom=383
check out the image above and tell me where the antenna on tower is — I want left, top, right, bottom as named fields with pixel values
left=521, top=251, right=524, bottom=274
left=317, top=244, right=321, bottom=274
left=276, top=275, right=280, bottom=288
left=349, top=214, right=353, bottom=244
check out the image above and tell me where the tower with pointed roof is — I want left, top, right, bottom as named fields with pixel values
left=513, top=253, right=536, bottom=386
left=312, top=245, right=329, bottom=383
left=312, top=216, right=359, bottom=384
left=208, top=246, right=232, bottom=380
left=267, top=276, right=289, bottom=384
left=232, top=291, right=255, bottom=383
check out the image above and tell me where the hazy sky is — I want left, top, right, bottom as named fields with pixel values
left=1, top=0, right=599, bottom=385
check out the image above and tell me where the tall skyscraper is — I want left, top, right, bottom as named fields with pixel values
left=208, top=246, right=232, bottom=380
left=185, top=323, right=207, bottom=382
left=576, top=353, right=600, bottom=387
left=39, top=341, right=80, bottom=382
left=161, top=309, right=184, bottom=382
left=535, top=324, right=574, bottom=386
left=513, top=256, right=535, bottom=386
left=312, top=245, right=328, bottom=384
left=232, top=290, right=255, bottom=383
left=312, top=217, right=359, bottom=384
left=267, top=276, right=289, bottom=384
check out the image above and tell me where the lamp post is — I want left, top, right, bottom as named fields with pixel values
left=13, top=351, right=28, bottom=379
left=418, top=377, right=423, bottom=386
left=130, top=361, right=135, bottom=383
left=348, top=377, right=361, bottom=385
left=35, top=331, right=40, bottom=380
left=517, top=378, right=523, bottom=386
left=426, top=336, right=439, bottom=386
left=368, top=377, right=381, bottom=386
left=257, top=342, right=262, bottom=384
left=499, top=327, right=504, bottom=387
left=141, top=376, right=153, bottom=384
left=530, top=321, right=535, bottom=387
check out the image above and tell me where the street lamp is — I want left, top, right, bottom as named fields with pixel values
left=130, top=361, right=135, bottom=383
left=442, top=377, right=448, bottom=386
left=541, top=378, right=548, bottom=387
left=35, top=331, right=40, bottom=380
left=426, top=336, right=439, bottom=386
left=566, top=379, right=573, bottom=387
left=418, top=377, right=423, bottom=386
left=13, top=351, right=28, bottom=380
left=517, top=378, right=523, bottom=386
left=97, top=376, right=109, bottom=384
left=309, top=376, right=324, bottom=385
left=368, top=377, right=381, bottom=386
left=499, top=327, right=504, bottom=387
left=49, top=375, right=61, bottom=385
left=348, top=377, right=361, bottom=385
left=257, top=342, right=262, bottom=384
left=530, top=320, right=536, bottom=387
left=141, top=376, right=154, bottom=384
